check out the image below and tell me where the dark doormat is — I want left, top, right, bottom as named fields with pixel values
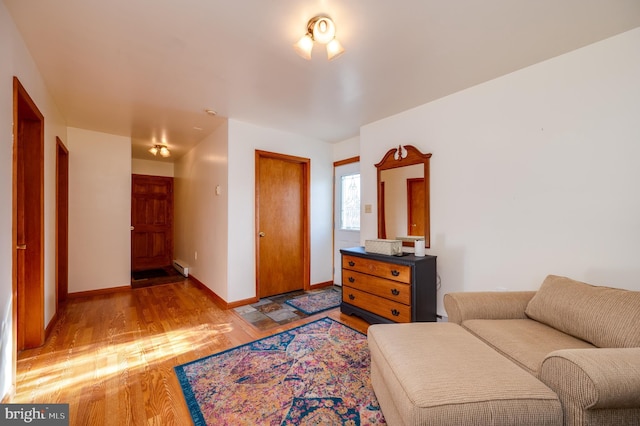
left=132, top=268, right=169, bottom=281
left=131, top=267, right=185, bottom=289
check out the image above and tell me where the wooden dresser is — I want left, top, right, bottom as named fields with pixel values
left=340, top=246, right=437, bottom=324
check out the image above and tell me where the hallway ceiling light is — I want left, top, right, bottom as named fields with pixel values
left=294, top=16, right=345, bottom=61
left=149, top=144, right=171, bottom=158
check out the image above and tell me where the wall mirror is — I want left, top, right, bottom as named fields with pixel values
left=376, top=145, right=431, bottom=248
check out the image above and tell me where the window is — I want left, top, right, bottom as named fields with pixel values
left=340, top=173, right=360, bottom=230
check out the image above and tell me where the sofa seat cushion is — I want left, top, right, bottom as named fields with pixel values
left=525, top=275, right=640, bottom=348
left=368, top=322, right=562, bottom=425
left=462, top=319, right=595, bottom=376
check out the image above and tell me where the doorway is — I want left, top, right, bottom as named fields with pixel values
left=12, top=77, right=45, bottom=354
left=131, top=174, right=174, bottom=273
left=255, top=150, right=310, bottom=298
left=333, top=157, right=360, bottom=285
left=56, top=138, right=69, bottom=308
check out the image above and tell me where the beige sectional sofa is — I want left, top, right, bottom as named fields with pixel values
left=368, top=275, right=640, bottom=425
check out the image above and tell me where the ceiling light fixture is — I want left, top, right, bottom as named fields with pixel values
left=149, top=144, right=171, bottom=158
left=294, top=15, right=345, bottom=61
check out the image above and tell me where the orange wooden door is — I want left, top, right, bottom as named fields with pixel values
left=16, top=118, right=27, bottom=352
left=407, top=178, right=425, bottom=236
left=256, top=151, right=309, bottom=298
left=56, top=138, right=69, bottom=306
left=13, top=77, right=45, bottom=351
left=131, top=174, right=174, bottom=271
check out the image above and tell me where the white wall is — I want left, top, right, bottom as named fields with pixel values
left=0, top=2, right=16, bottom=401
left=332, top=136, right=360, bottom=161
left=226, top=120, right=334, bottom=302
left=0, top=1, right=67, bottom=399
left=67, top=128, right=131, bottom=292
left=360, top=28, right=640, bottom=317
left=132, top=158, right=174, bottom=177
left=174, top=122, right=230, bottom=300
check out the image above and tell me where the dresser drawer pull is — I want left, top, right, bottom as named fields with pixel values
left=348, top=276, right=355, bottom=283
left=391, top=288, right=400, bottom=296
left=348, top=293, right=355, bottom=301
left=391, top=269, right=400, bottom=277
left=391, top=309, right=400, bottom=317
left=348, top=261, right=355, bottom=267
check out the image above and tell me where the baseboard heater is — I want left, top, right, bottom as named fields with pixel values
left=173, top=259, right=189, bottom=277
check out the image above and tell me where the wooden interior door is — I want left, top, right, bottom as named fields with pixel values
left=13, top=77, right=45, bottom=352
left=131, top=174, right=174, bottom=271
left=407, top=178, right=425, bottom=236
left=56, top=138, right=69, bottom=306
left=256, top=151, right=310, bottom=298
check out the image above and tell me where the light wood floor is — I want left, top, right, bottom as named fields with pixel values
left=9, top=280, right=370, bottom=425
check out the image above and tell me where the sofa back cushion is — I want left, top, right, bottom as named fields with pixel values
left=525, top=275, right=640, bottom=348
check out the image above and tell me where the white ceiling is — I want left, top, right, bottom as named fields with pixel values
left=5, top=0, right=640, bottom=162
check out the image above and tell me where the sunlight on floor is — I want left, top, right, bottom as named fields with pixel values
left=13, top=323, right=234, bottom=403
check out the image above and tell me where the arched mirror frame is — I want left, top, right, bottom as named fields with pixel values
left=375, top=145, right=432, bottom=248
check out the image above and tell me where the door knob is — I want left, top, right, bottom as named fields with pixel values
left=259, top=232, right=265, bottom=237
left=16, top=244, right=26, bottom=250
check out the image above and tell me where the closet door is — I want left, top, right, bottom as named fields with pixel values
left=256, top=150, right=310, bottom=298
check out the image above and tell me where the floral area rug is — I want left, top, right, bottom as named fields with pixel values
left=174, top=317, right=385, bottom=425
left=284, top=287, right=342, bottom=315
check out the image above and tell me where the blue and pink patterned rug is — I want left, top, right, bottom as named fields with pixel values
left=174, top=317, right=386, bottom=425
left=284, top=287, right=342, bottom=315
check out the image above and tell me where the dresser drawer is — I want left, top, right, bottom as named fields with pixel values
left=342, top=270, right=411, bottom=305
left=342, top=255, right=410, bottom=284
left=343, top=287, right=411, bottom=323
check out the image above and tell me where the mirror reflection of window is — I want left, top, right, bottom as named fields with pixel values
left=340, top=173, right=360, bottom=231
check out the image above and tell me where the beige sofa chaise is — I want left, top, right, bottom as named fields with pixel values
left=368, top=275, right=640, bottom=425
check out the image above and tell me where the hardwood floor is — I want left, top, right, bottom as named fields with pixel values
left=8, top=280, right=370, bottom=425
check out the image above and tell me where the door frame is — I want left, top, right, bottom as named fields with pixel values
left=12, top=76, right=45, bottom=367
left=255, top=150, right=310, bottom=297
left=332, top=156, right=360, bottom=285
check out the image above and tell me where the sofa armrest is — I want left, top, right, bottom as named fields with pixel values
left=540, top=348, right=640, bottom=410
left=443, top=291, right=536, bottom=324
